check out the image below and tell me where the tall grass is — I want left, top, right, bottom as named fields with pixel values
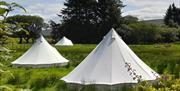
left=0, top=44, right=179, bottom=90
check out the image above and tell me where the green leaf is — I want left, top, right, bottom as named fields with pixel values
left=0, top=69, right=5, bottom=73
left=0, top=86, right=12, bottom=90
left=11, top=2, right=26, bottom=12
left=0, top=23, right=7, bottom=28
left=0, top=8, right=7, bottom=15
left=0, top=63, right=3, bottom=67
left=0, top=1, right=9, bottom=6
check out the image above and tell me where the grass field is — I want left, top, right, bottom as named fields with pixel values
left=0, top=43, right=180, bottom=91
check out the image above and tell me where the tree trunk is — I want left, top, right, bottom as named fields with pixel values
left=25, top=37, right=30, bottom=43
left=19, top=37, right=23, bottom=44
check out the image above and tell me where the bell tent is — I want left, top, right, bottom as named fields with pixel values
left=55, top=36, right=73, bottom=46
left=61, top=28, right=159, bottom=85
left=12, top=36, right=69, bottom=68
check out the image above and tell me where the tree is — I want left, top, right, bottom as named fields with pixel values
left=6, top=15, right=44, bottom=43
left=123, top=15, right=138, bottom=24
left=0, top=1, right=26, bottom=44
left=164, top=3, right=180, bottom=27
left=60, top=0, right=124, bottom=43
left=62, top=0, right=98, bottom=25
left=49, top=20, right=62, bottom=43
left=0, top=22, right=10, bottom=45
left=0, top=1, right=26, bottom=20
left=61, top=0, right=99, bottom=43
left=0, top=1, right=25, bottom=90
left=164, top=5, right=172, bottom=26
left=97, top=0, right=124, bottom=36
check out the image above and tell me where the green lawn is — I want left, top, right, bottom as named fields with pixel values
left=0, top=44, right=180, bottom=91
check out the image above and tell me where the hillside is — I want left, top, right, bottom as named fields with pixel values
left=141, top=19, right=164, bottom=25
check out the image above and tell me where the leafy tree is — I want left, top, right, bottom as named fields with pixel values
left=127, top=22, right=162, bottom=44
left=0, top=22, right=9, bottom=45
left=62, top=0, right=98, bottom=25
left=161, top=28, right=179, bottom=43
left=60, top=0, right=124, bottom=43
left=6, top=15, right=44, bottom=43
left=49, top=20, right=62, bottom=43
left=0, top=1, right=26, bottom=20
left=97, top=0, right=124, bottom=36
left=61, top=0, right=99, bottom=43
left=164, top=3, right=180, bottom=27
left=0, top=1, right=26, bottom=44
left=120, top=22, right=180, bottom=44
left=123, top=15, right=138, bottom=24
left=6, top=15, right=44, bottom=28
left=0, top=1, right=25, bottom=90
left=171, top=4, right=178, bottom=24
left=28, top=24, right=42, bottom=42
left=164, top=5, right=172, bottom=26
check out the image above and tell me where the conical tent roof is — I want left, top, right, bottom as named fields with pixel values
left=55, top=36, right=73, bottom=46
left=61, top=28, right=159, bottom=85
left=12, top=36, right=69, bottom=68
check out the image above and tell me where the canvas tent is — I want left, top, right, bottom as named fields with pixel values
left=55, top=36, right=73, bottom=46
left=61, top=28, right=159, bottom=85
left=12, top=36, right=69, bottom=68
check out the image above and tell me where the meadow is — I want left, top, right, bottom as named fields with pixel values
left=0, top=43, right=180, bottom=91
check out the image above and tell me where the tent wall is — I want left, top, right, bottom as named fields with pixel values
left=12, top=63, right=68, bottom=68
left=63, top=83, right=136, bottom=91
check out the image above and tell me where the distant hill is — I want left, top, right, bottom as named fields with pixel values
left=141, top=19, right=164, bottom=25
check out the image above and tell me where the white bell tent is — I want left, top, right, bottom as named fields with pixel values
left=12, top=36, right=69, bottom=68
left=61, top=28, right=159, bottom=85
left=55, top=36, right=73, bottom=46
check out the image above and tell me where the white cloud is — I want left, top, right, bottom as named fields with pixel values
left=6, top=0, right=180, bottom=21
left=6, top=0, right=65, bottom=23
left=122, top=6, right=167, bottom=20
left=24, top=3, right=64, bottom=22
left=122, top=0, right=180, bottom=20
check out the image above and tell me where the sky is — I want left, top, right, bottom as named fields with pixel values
left=122, top=0, right=180, bottom=20
left=4, top=0, right=180, bottom=22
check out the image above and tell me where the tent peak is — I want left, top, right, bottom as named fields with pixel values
left=103, top=28, right=122, bottom=40
left=110, top=28, right=115, bottom=31
left=107, top=28, right=122, bottom=39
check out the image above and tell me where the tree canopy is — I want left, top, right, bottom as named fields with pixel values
left=164, top=3, right=180, bottom=27
left=0, top=1, right=26, bottom=45
left=0, top=1, right=26, bottom=20
left=6, top=15, right=44, bottom=43
left=6, top=15, right=44, bottom=27
left=59, top=0, right=124, bottom=43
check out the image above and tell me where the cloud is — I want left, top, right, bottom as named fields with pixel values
left=24, top=3, right=64, bottom=22
left=122, top=0, right=180, bottom=20
left=122, top=6, right=167, bottom=20
left=5, top=0, right=180, bottom=21
left=6, top=0, right=65, bottom=23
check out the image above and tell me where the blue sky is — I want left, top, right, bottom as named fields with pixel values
left=4, top=0, right=180, bottom=22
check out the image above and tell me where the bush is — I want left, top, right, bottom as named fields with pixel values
left=120, top=22, right=180, bottom=44
left=29, top=72, right=60, bottom=91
